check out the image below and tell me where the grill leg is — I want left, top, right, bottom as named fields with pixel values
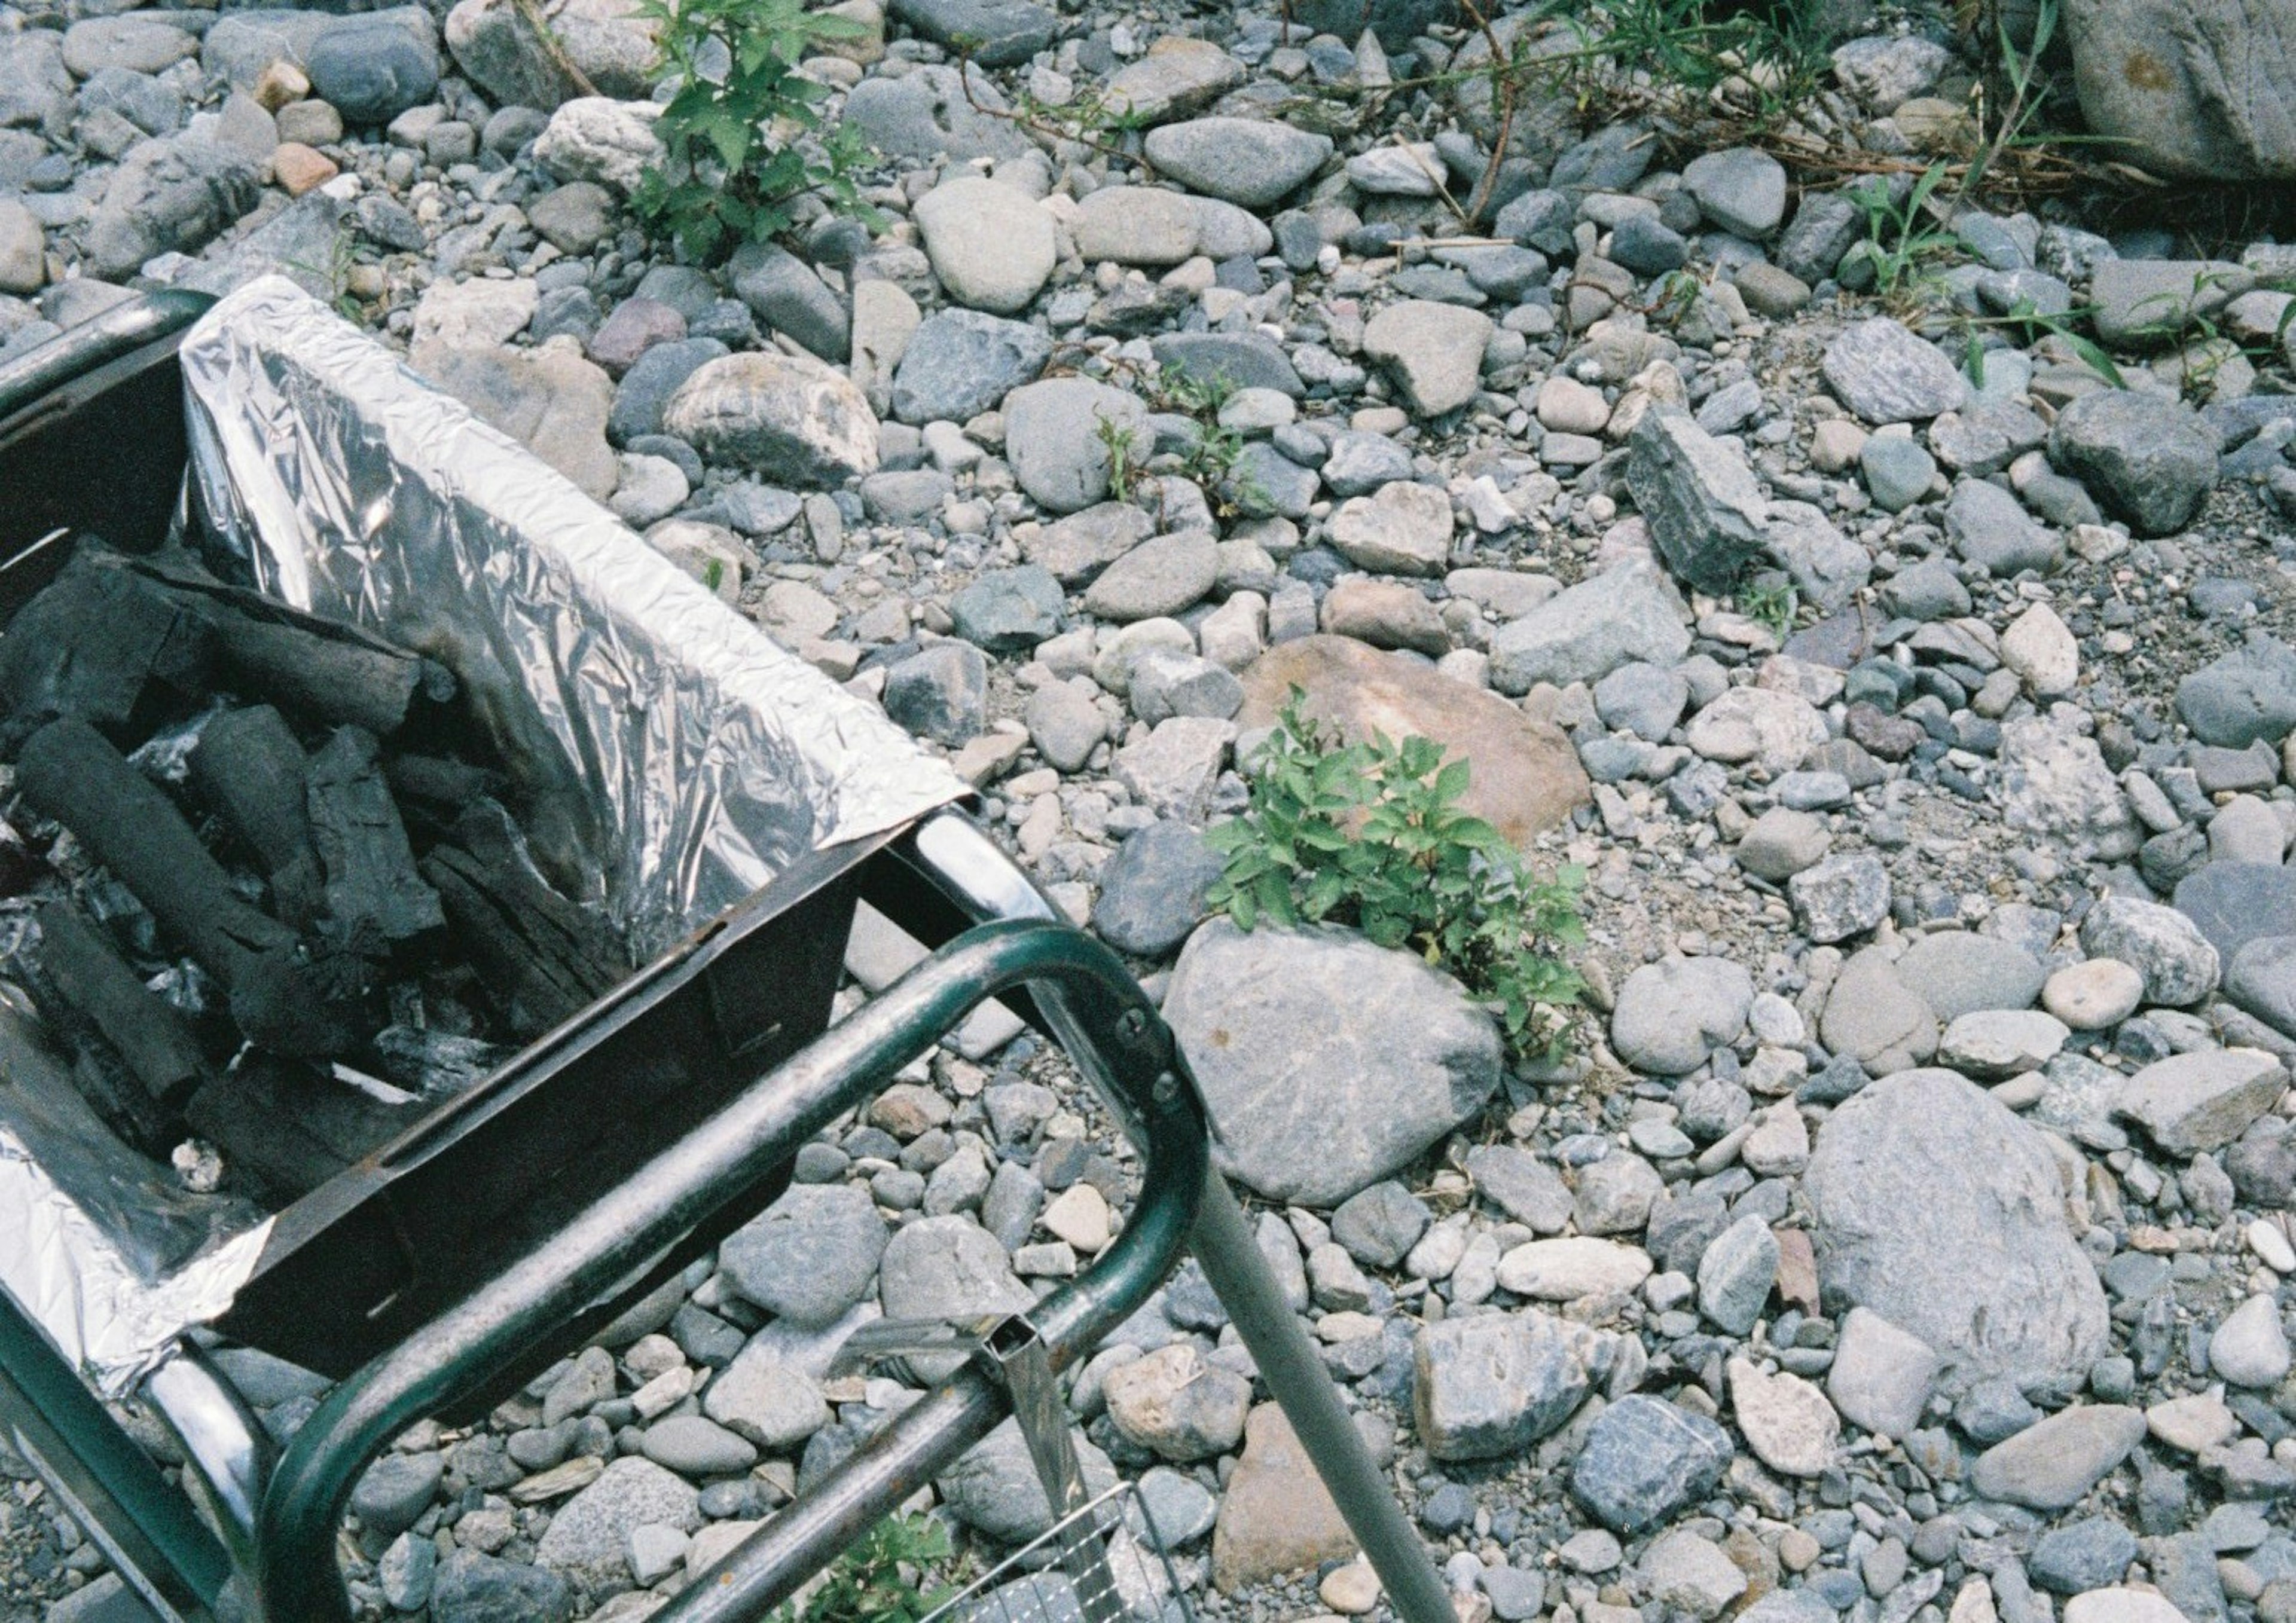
left=903, top=812, right=1455, bottom=1623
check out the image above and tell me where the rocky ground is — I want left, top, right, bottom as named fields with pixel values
left=6, top=0, right=2296, bottom=1620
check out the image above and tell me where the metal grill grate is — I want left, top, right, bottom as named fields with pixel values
left=920, top=1481, right=1195, bottom=1623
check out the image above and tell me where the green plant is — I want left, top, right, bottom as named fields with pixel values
left=1207, top=695, right=1587, bottom=1062
left=287, top=222, right=364, bottom=323
left=771, top=1514, right=955, bottom=1623
left=1840, top=160, right=1959, bottom=301
left=634, top=0, right=877, bottom=263
left=1156, top=368, right=1268, bottom=518
left=1735, top=575, right=1799, bottom=642
left=1094, top=412, right=1142, bottom=500
left=1958, top=296, right=2125, bottom=390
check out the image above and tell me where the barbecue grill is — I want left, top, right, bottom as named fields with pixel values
left=0, top=282, right=1452, bottom=1623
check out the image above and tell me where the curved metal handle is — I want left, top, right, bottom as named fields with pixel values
left=0, top=289, right=216, bottom=427
left=253, top=918, right=1208, bottom=1623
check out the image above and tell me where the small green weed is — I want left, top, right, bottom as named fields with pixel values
left=286, top=223, right=365, bottom=323
left=770, top=1514, right=955, bottom=1623
left=634, top=0, right=877, bottom=263
left=1735, top=575, right=1800, bottom=643
left=1156, top=369, right=1268, bottom=518
left=1207, top=695, right=1587, bottom=1063
left=1094, top=412, right=1142, bottom=501
left=1958, top=297, right=2125, bottom=390
left=1839, top=160, right=1959, bottom=302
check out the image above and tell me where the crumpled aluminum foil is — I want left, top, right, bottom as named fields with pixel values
left=1, top=276, right=964, bottom=1393
left=179, top=275, right=966, bottom=952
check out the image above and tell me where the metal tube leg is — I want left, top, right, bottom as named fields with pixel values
left=904, top=813, right=1455, bottom=1622
left=1188, top=1170, right=1455, bottom=1623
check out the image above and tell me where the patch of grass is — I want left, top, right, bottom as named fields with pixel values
left=770, top=1514, right=955, bottom=1623
left=1735, top=574, right=1800, bottom=643
left=1839, top=159, right=1960, bottom=303
left=1155, top=368, right=1269, bottom=519
left=1207, top=693, right=1587, bottom=1063
left=634, top=0, right=877, bottom=264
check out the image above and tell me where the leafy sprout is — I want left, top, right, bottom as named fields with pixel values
left=634, top=0, right=878, bottom=264
left=1207, top=694, right=1586, bottom=1063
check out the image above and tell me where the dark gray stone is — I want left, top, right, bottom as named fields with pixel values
left=718, top=1182, right=889, bottom=1328
left=429, top=1552, right=574, bottom=1623
left=82, top=135, right=261, bottom=280
left=2050, top=389, right=2219, bottom=536
left=1151, top=331, right=1305, bottom=398
left=882, top=641, right=989, bottom=744
left=307, top=15, right=439, bottom=125
left=2176, top=635, right=2296, bottom=748
left=1331, top=1180, right=1431, bottom=1268
left=2228, top=934, right=2296, bottom=1038
left=2031, top=1517, right=2138, bottom=1593
left=1568, top=1395, right=1734, bottom=1533
left=2176, top=862, right=2296, bottom=962
left=887, top=0, right=1056, bottom=65
left=1945, top=478, right=2060, bottom=577
left=949, top=565, right=1064, bottom=653
left=1625, top=408, right=1769, bottom=594
left=891, top=308, right=1052, bottom=426
left=1414, top=1309, right=1598, bottom=1462
left=1092, top=820, right=1224, bottom=958
left=350, top=1451, right=443, bottom=1539
left=1163, top=919, right=1501, bottom=1206
left=729, top=242, right=850, bottom=363
left=1609, top=212, right=1690, bottom=276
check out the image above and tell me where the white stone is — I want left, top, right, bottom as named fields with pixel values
left=2210, top=1294, right=2292, bottom=1388
left=1726, top=1357, right=1839, bottom=1477
left=1494, top=1237, right=1653, bottom=1301
left=2000, top=603, right=2079, bottom=696
left=2249, top=1218, right=2296, bottom=1273
left=2042, top=959, right=2145, bottom=1031
left=410, top=276, right=538, bottom=353
left=1040, top=1183, right=1112, bottom=1253
left=533, top=97, right=666, bottom=193
left=914, top=177, right=1056, bottom=316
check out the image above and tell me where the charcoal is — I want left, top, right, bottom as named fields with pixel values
left=35, top=900, right=204, bottom=1111
left=188, top=704, right=325, bottom=927
left=371, top=1023, right=511, bottom=1096
left=305, top=726, right=443, bottom=948
left=422, top=802, right=627, bottom=1040
left=185, top=1059, right=420, bottom=1203
left=127, top=554, right=451, bottom=736
left=19, top=717, right=298, bottom=975
left=384, top=753, right=508, bottom=815
left=17, top=719, right=370, bottom=1057
left=0, top=552, right=215, bottom=755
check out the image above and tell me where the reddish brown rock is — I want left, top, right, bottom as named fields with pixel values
left=1211, top=1404, right=1358, bottom=1593
left=1238, top=635, right=1589, bottom=850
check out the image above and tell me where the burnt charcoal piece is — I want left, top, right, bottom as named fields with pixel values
left=0, top=820, right=39, bottom=898
left=186, top=1060, right=419, bottom=1203
left=227, top=935, right=380, bottom=1059
left=17, top=720, right=371, bottom=1057
left=420, top=803, right=627, bottom=1040
left=0, top=553, right=215, bottom=754
left=305, top=727, right=443, bottom=949
left=384, top=753, right=508, bottom=817
left=129, top=555, right=451, bottom=736
left=36, top=900, right=204, bottom=1111
left=18, top=718, right=298, bottom=977
left=188, top=705, right=324, bottom=927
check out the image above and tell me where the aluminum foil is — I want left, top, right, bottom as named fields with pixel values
left=177, top=274, right=966, bottom=952
left=2, top=276, right=965, bottom=1393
